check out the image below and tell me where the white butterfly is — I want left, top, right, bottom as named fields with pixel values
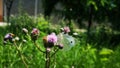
left=57, top=33, right=75, bottom=51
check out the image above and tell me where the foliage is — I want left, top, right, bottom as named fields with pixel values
left=86, top=24, right=120, bottom=48
left=0, top=15, right=120, bottom=68
left=8, top=13, right=35, bottom=35
left=43, top=0, right=120, bottom=30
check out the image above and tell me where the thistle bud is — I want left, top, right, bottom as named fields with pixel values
left=23, top=39, right=27, bottom=43
left=31, top=28, right=40, bottom=41
left=15, top=37, right=19, bottom=41
left=58, top=44, right=64, bottom=49
left=73, top=32, right=78, bottom=36
left=63, top=26, right=70, bottom=34
left=22, top=28, right=28, bottom=34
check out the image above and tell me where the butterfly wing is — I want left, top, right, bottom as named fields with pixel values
left=57, top=33, right=75, bottom=51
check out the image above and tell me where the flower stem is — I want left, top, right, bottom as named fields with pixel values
left=45, top=48, right=50, bottom=68
left=51, top=48, right=59, bottom=68
left=34, top=42, right=45, bottom=53
left=51, top=48, right=59, bottom=58
left=14, top=42, right=28, bottom=68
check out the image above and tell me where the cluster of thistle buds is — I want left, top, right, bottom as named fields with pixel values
left=3, top=26, right=73, bottom=51
left=3, top=33, right=20, bottom=44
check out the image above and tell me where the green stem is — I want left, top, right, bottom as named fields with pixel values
left=45, top=48, right=50, bottom=68
left=50, top=48, right=59, bottom=58
left=51, top=48, right=59, bottom=68
left=14, top=42, right=28, bottom=68
left=34, top=42, right=45, bottom=53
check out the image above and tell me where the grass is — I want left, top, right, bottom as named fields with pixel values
left=1, top=38, right=119, bottom=68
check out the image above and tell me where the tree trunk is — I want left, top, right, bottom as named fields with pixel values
left=87, top=5, right=93, bottom=43
left=5, top=0, right=14, bottom=23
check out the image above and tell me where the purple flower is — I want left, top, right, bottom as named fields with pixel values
left=47, top=33, right=57, bottom=44
left=63, top=26, right=70, bottom=33
left=43, top=33, right=57, bottom=48
left=4, top=33, right=14, bottom=40
left=4, top=33, right=14, bottom=44
left=31, top=28, right=39, bottom=35
left=31, top=28, right=40, bottom=41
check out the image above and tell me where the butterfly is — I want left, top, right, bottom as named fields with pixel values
left=57, top=33, right=75, bottom=51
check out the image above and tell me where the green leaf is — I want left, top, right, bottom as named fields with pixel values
left=100, top=57, right=109, bottom=61
left=99, top=48, right=114, bottom=55
left=100, top=0, right=107, bottom=6
left=87, top=0, right=98, bottom=10
left=63, top=65, right=69, bottom=68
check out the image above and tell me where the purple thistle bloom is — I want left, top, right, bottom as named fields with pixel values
left=31, top=28, right=40, bottom=41
left=5, top=34, right=12, bottom=39
left=4, top=33, right=14, bottom=40
left=63, top=26, right=70, bottom=33
left=47, top=33, right=57, bottom=44
left=31, top=28, right=40, bottom=35
left=4, top=33, right=14, bottom=44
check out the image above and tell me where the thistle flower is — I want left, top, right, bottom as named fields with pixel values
left=63, top=26, right=70, bottom=34
left=22, top=28, right=28, bottom=34
left=31, top=28, right=39, bottom=35
left=4, top=33, right=15, bottom=44
left=31, top=28, right=40, bottom=41
left=43, top=33, right=57, bottom=48
left=47, top=33, right=57, bottom=43
left=4, top=33, right=14, bottom=40
left=47, top=33, right=57, bottom=47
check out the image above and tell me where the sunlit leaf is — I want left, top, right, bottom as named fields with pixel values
left=100, top=57, right=109, bottom=61
left=87, top=0, right=98, bottom=10
left=99, top=48, right=114, bottom=55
